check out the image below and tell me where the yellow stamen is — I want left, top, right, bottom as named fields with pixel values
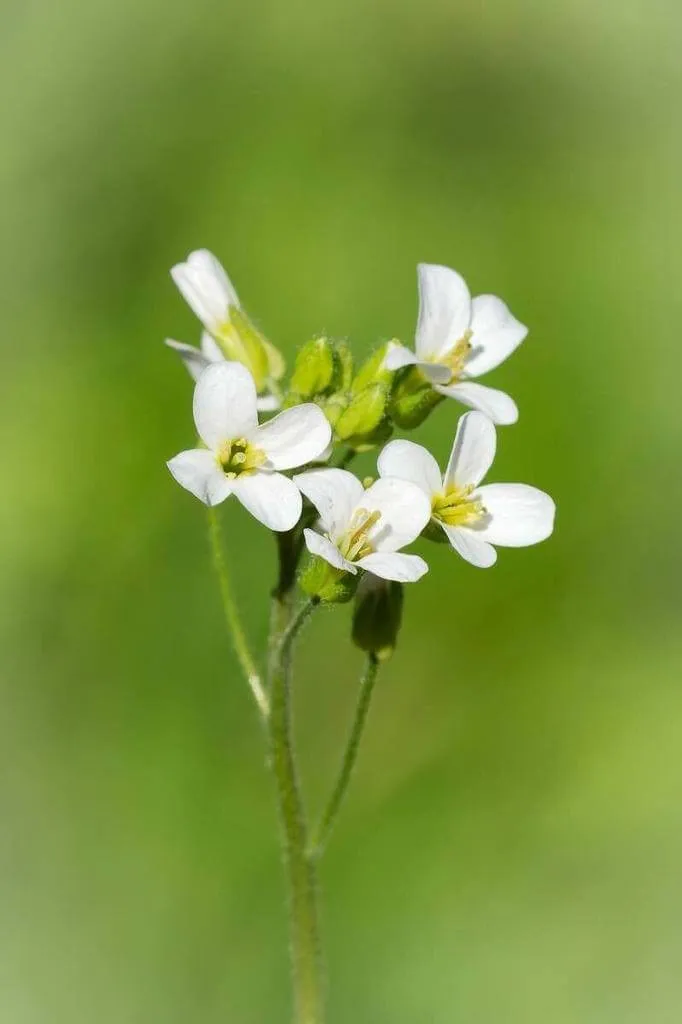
left=339, top=508, right=382, bottom=561
left=432, top=483, right=486, bottom=528
left=430, top=330, right=472, bottom=383
left=216, top=437, right=266, bottom=479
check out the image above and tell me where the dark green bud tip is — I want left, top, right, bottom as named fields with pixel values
left=290, top=336, right=336, bottom=400
left=299, top=554, right=358, bottom=604
left=352, top=575, right=404, bottom=660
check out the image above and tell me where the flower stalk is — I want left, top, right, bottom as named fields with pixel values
left=308, top=654, right=380, bottom=859
left=268, top=598, right=324, bottom=1024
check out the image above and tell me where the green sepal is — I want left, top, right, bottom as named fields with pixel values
left=352, top=575, right=404, bottom=660
left=422, top=519, right=449, bottom=544
left=389, top=367, right=444, bottom=429
left=332, top=341, right=354, bottom=392
left=300, top=555, right=358, bottom=604
left=219, top=306, right=271, bottom=390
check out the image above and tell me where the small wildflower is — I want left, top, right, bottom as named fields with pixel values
left=385, top=263, right=527, bottom=425
left=167, top=362, right=331, bottom=531
left=294, top=469, right=430, bottom=582
left=377, top=411, right=555, bottom=567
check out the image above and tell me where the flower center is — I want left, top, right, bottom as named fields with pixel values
left=432, top=331, right=472, bottom=383
left=338, top=508, right=382, bottom=561
left=432, top=484, right=486, bottom=527
left=216, top=437, right=266, bottom=479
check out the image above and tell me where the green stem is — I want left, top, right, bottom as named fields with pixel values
left=308, top=654, right=380, bottom=858
left=269, top=598, right=324, bottom=1024
left=207, top=506, right=269, bottom=718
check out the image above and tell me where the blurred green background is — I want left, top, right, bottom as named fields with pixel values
left=2, top=0, right=681, bottom=1021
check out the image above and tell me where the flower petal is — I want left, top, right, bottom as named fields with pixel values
left=303, top=528, right=357, bottom=573
left=383, top=343, right=451, bottom=384
left=355, top=552, right=428, bottom=582
left=360, top=478, right=432, bottom=553
left=166, top=449, right=233, bottom=506
left=171, top=249, right=239, bottom=332
left=256, top=393, right=281, bottom=413
left=165, top=338, right=211, bottom=382
left=444, top=411, right=497, bottom=489
left=415, top=263, right=471, bottom=360
left=193, top=362, right=258, bottom=449
left=465, top=295, right=527, bottom=377
left=200, top=330, right=224, bottom=362
left=441, top=524, right=497, bottom=567
left=294, top=469, right=364, bottom=539
left=475, top=484, right=555, bottom=547
left=377, top=439, right=442, bottom=497
left=436, top=381, right=518, bottom=425
left=254, top=404, right=331, bottom=470
left=232, top=471, right=302, bottom=531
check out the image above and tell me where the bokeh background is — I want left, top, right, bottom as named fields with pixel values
left=2, top=0, right=681, bottom=1020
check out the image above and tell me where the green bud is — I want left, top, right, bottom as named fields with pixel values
left=321, top=392, right=348, bottom=427
left=390, top=367, right=444, bottom=429
left=352, top=575, right=404, bottom=660
left=335, top=383, right=389, bottom=443
left=351, top=343, right=395, bottom=395
left=300, top=555, right=358, bottom=604
left=290, top=337, right=336, bottom=400
left=352, top=417, right=393, bottom=453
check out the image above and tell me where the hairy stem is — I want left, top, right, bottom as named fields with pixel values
left=207, top=506, right=269, bottom=717
left=308, top=654, right=380, bottom=858
left=269, top=598, right=324, bottom=1024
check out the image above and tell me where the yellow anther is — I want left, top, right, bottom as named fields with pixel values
left=432, top=483, right=486, bottom=528
left=437, top=330, right=473, bottom=383
left=217, top=438, right=266, bottom=477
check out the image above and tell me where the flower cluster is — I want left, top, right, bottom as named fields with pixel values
left=166, top=250, right=555, bottom=628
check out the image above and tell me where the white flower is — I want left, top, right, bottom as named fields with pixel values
left=164, top=331, right=279, bottom=411
left=377, top=411, right=555, bottom=568
left=167, top=362, right=331, bottom=531
left=294, top=469, right=431, bottom=582
left=170, top=248, right=285, bottom=397
left=384, top=263, right=527, bottom=425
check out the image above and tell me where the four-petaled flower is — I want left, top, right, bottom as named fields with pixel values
left=384, top=263, right=527, bottom=425
left=167, top=362, right=331, bottom=531
left=378, top=411, right=555, bottom=568
left=169, top=249, right=284, bottom=407
left=294, top=469, right=431, bottom=582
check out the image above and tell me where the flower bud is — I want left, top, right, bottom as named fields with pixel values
left=351, top=343, right=395, bottom=395
left=290, top=337, right=336, bottom=400
left=352, top=575, right=404, bottom=660
left=333, top=341, right=354, bottom=392
left=299, top=555, right=358, bottom=604
left=335, top=383, right=389, bottom=444
left=389, top=368, right=443, bottom=429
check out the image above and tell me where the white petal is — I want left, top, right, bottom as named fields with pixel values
left=415, top=263, right=472, bottom=360
left=444, top=411, right=497, bottom=490
left=475, top=484, right=555, bottom=547
left=166, top=449, right=233, bottom=506
left=303, top=528, right=356, bottom=573
left=377, top=440, right=441, bottom=497
left=164, top=338, right=211, bottom=382
left=383, top=343, right=419, bottom=372
left=355, top=552, right=428, bottom=582
left=294, top=469, right=364, bottom=539
left=382, top=343, right=451, bottom=384
left=256, top=394, right=281, bottom=413
left=359, top=478, right=431, bottom=553
left=442, top=524, right=497, bottom=568
left=200, top=330, right=224, bottom=362
left=170, top=249, right=239, bottom=332
left=436, top=381, right=518, bottom=425
left=465, top=295, right=527, bottom=377
left=254, top=404, right=332, bottom=470
left=233, top=471, right=302, bottom=532
left=193, top=362, right=258, bottom=450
